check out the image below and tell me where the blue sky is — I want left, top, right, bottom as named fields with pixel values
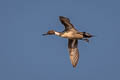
left=0, top=0, right=120, bottom=80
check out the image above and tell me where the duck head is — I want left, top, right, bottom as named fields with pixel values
left=42, top=30, right=55, bottom=36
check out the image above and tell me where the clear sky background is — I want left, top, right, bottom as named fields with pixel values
left=0, top=0, right=120, bottom=80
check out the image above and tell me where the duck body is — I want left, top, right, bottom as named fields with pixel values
left=54, top=29, right=92, bottom=40
left=60, top=30, right=84, bottom=39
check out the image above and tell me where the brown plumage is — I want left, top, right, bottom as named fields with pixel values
left=43, top=16, right=93, bottom=68
left=59, top=16, right=76, bottom=31
left=68, top=39, right=79, bottom=67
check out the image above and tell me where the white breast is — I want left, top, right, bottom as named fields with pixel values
left=61, top=32, right=73, bottom=38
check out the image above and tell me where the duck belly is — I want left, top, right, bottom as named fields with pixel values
left=61, top=32, right=83, bottom=39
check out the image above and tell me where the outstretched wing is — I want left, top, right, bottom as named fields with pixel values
left=68, top=39, right=79, bottom=67
left=59, top=16, right=76, bottom=31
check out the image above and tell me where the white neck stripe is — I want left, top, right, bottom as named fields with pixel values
left=55, top=32, right=60, bottom=36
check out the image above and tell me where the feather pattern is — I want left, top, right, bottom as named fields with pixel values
left=59, top=16, right=77, bottom=31
left=68, top=39, right=79, bottom=67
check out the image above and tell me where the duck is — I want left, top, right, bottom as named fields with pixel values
left=43, top=16, right=93, bottom=68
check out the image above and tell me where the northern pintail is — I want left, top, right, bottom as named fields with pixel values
left=43, top=16, right=93, bottom=68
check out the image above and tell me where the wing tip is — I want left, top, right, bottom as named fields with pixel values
left=72, top=64, right=77, bottom=68
left=59, top=16, right=64, bottom=20
left=59, top=16, right=69, bottom=21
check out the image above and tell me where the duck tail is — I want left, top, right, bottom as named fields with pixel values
left=83, top=32, right=95, bottom=38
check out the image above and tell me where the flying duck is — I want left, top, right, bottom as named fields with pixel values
left=43, top=16, right=93, bottom=68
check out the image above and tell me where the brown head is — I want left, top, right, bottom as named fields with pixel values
left=42, top=30, right=55, bottom=36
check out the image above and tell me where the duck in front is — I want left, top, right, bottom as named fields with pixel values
left=43, top=16, right=93, bottom=68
